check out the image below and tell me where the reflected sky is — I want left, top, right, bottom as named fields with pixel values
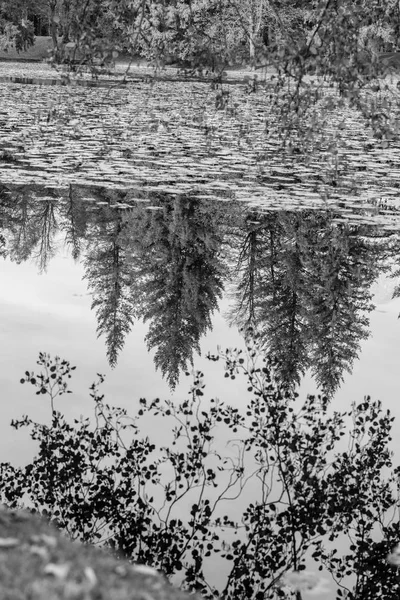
left=1, top=185, right=400, bottom=599
left=2, top=244, right=399, bottom=456
left=1, top=187, right=400, bottom=461
left=0, top=243, right=247, bottom=465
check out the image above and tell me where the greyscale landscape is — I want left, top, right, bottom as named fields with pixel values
left=1, top=2, right=400, bottom=600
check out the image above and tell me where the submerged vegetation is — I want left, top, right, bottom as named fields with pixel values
left=0, top=334, right=400, bottom=598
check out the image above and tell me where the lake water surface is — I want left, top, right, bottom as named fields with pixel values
left=1, top=67, right=400, bottom=598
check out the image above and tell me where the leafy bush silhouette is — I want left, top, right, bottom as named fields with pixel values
left=1, top=332, right=400, bottom=599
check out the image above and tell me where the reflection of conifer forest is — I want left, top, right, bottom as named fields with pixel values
left=0, top=183, right=398, bottom=393
left=227, top=211, right=391, bottom=396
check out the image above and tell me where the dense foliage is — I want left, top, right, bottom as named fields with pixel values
left=1, top=0, right=399, bottom=72
left=1, top=0, right=399, bottom=144
left=1, top=334, right=400, bottom=598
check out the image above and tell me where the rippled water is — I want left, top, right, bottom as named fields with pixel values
left=0, top=62, right=400, bottom=225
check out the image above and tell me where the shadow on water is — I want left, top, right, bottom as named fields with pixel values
left=1, top=182, right=400, bottom=394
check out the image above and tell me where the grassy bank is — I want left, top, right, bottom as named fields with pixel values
left=0, top=36, right=53, bottom=61
left=0, top=36, right=150, bottom=66
left=0, top=36, right=262, bottom=72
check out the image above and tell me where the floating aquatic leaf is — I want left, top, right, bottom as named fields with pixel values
left=280, top=570, right=330, bottom=594
left=30, top=534, right=58, bottom=548
left=83, top=566, right=97, bottom=587
left=29, top=545, right=49, bottom=559
left=132, top=564, right=159, bottom=577
left=0, top=537, right=19, bottom=548
left=388, top=544, right=400, bottom=565
left=115, top=564, right=128, bottom=576
left=44, top=562, right=70, bottom=579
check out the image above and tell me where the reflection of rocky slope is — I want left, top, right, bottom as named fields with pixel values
left=0, top=504, right=201, bottom=600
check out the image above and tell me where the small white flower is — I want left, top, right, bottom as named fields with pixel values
left=387, top=544, right=400, bottom=565
left=30, top=534, right=57, bottom=548
left=44, top=562, right=70, bottom=579
left=29, top=544, right=49, bottom=560
left=84, top=566, right=97, bottom=588
left=0, top=537, right=19, bottom=548
left=132, top=564, right=159, bottom=577
left=307, top=578, right=331, bottom=596
left=281, top=570, right=330, bottom=594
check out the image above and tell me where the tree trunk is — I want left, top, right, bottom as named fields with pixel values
left=48, top=0, right=61, bottom=61
left=249, top=12, right=255, bottom=61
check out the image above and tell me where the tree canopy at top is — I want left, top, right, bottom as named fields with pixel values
left=1, top=0, right=398, bottom=72
left=1, top=0, right=400, bottom=143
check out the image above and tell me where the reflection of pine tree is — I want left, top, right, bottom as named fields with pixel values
left=12, top=200, right=41, bottom=263
left=34, top=201, right=59, bottom=273
left=0, top=186, right=10, bottom=259
left=229, top=211, right=389, bottom=395
left=62, top=185, right=91, bottom=262
left=306, top=225, right=383, bottom=396
left=0, top=187, right=35, bottom=262
left=0, top=233, right=5, bottom=259
left=256, top=213, right=311, bottom=388
left=122, top=198, right=225, bottom=388
left=84, top=207, right=136, bottom=367
left=4, top=190, right=58, bottom=272
left=228, top=212, right=310, bottom=388
left=387, top=234, right=400, bottom=301
left=226, top=213, right=280, bottom=328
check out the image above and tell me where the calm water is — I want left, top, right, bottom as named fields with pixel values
left=1, top=72, right=400, bottom=598
left=1, top=182, right=399, bottom=396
